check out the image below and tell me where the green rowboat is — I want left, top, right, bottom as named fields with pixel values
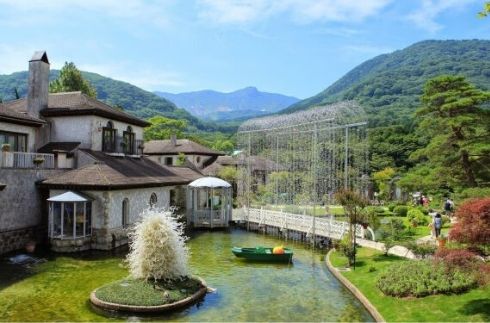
left=232, top=246, right=293, bottom=263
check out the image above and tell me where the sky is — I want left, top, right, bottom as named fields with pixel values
left=0, top=0, right=488, bottom=99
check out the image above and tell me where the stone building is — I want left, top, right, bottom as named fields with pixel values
left=0, top=51, right=203, bottom=254
left=144, top=137, right=224, bottom=169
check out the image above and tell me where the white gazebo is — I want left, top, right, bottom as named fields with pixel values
left=186, top=177, right=232, bottom=228
left=47, top=191, right=92, bottom=241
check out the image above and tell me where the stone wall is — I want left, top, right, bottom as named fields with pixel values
left=48, top=186, right=173, bottom=251
left=0, top=168, right=65, bottom=254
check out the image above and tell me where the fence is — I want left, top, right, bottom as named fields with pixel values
left=232, top=207, right=369, bottom=240
left=0, top=152, right=55, bottom=169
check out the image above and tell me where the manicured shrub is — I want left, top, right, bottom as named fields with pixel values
left=387, top=203, right=397, bottom=212
left=404, top=241, right=437, bottom=259
left=407, top=208, right=429, bottom=226
left=377, top=260, right=477, bottom=297
left=393, top=205, right=408, bottom=217
left=449, top=197, right=490, bottom=251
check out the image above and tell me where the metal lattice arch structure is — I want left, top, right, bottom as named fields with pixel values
left=237, top=101, right=369, bottom=213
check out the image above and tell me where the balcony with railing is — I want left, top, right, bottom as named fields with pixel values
left=0, top=152, right=55, bottom=169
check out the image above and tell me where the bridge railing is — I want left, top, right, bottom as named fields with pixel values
left=232, top=207, right=366, bottom=240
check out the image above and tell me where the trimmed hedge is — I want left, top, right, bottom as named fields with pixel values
left=407, top=208, right=429, bottom=225
left=393, top=205, right=408, bottom=217
left=377, top=260, right=477, bottom=297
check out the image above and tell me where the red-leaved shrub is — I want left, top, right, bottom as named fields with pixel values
left=434, top=248, right=479, bottom=269
left=449, top=197, right=490, bottom=248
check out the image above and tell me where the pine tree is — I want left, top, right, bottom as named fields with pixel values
left=49, top=62, right=97, bottom=98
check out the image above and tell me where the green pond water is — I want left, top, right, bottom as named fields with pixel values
left=0, top=229, right=372, bottom=322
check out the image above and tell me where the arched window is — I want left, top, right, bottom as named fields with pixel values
left=123, top=125, right=135, bottom=154
left=122, top=198, right=129, bottom=228
left=102, top=121, right=117, bottom=152
left=149, top=193, right=158, bottom=208
left=196, top=156, right=201, bottom=163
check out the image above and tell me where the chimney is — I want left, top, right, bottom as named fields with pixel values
left=171, top=134, right=177, bottom=146
left=27, top=51, right=50, bottom=118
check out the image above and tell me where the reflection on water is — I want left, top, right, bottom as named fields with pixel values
left=0, top=228, right=372, bottom=322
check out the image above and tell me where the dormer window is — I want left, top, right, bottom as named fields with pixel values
left=102, top=121, right=117, bottom=152
left=123, top=126, right=135, bottom=155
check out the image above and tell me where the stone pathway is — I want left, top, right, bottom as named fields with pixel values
left=356, top=238, right=416, bottom=259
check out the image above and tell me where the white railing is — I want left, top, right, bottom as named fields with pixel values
left=232, top=207, right=365, bottom=240
left=0, top=152, right=55, bottom=169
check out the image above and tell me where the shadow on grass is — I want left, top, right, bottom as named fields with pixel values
left=458, top=298, right=490, bottom=321
left=372, top=254, right=405, bottom=263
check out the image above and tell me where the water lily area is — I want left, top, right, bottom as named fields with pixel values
left=0, top=229, right=372, bottom=321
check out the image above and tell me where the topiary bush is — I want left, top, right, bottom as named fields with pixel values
left=393, top=205, right=408, bottom=217
left=404, top=241, right=436, bottom=258
left=407, top=208, right=429, bottom=226
left=377, top=260, right=477, bottom=297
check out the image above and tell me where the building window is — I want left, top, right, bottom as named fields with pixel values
left=49, top=199, right=91, bottom=239
left=170, top=189, right=176, bottom=206
left=196, top=156, right=201, bottom=163
left=0, top=131, right=27, bottom=152
left=123, top=126, right=135, bottom=155
left=165, top=157, right=173, bottom=166
left=122, top=198, right=129, bottom=228
left=102, top=121, right=117, bottom=152
left=149, top=193, right=158, bottom=208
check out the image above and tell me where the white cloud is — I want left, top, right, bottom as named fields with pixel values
left=407, top=0, right=477, bottom=33
left=197, top=0, right=391, bottom=25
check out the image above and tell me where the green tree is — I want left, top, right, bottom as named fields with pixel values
left=176, top=152, right=186, bottom=166
left=409, top=75, right=490, bottom=188
left=372, top=167, right=396, bottom=200
left=144, top=116, right=188, bottom=141
left=49, top=62, right=97, bottom=98
left=217, top=166, right=238, bottom=183
left=212, top=139, right=235, bottom=154
left=478, top=2, right=490, bottom=17
left=335, top=189, right=368, bottom=269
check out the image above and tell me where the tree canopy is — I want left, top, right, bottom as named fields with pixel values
left=144, top=116, right=188, bottom=141
left=49, top=62, right=97, bottom=98
left=408, top=75, right=490, bottom=189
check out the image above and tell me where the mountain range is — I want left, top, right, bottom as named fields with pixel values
left=0, top=70, right=232, bottom=132
left=154, top=87, right=299, bottom=121
left=281, top=39, right=490, bottom=128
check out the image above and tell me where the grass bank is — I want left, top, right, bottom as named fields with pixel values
left=329, top=248, right=490, bottom=322
left=95, top=277, right=202, bottom=306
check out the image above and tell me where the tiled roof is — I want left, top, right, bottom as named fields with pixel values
left=40, top=150, right=203, bottom=190
left=3, top=92, right=149, bottom=127
left=0, top=102, right=46, bottom=126
left=144, top=139, right=224, bottom=156
left=38, top=142, right=81, bottom=154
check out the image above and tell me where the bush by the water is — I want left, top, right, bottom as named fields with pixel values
left=393, top=205, right=408, bottom=217
left=127, top=208, right=189, bottom=281
left=377, top=260, right=477, bottom=297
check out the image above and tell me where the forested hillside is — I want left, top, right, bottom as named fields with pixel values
left=282, top=40, right=490, bottom=127
left=281, top=40, right=490, bottom=173
left=0, top=70, right=234, bottom=132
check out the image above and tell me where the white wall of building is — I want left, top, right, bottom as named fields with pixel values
left=148, top=154, right=211, bottom=168
left=49, top=186, right=172, bottom=231
left=0, top=121, right=37, bottom=152
left=46, top=115, right=144, bottom=152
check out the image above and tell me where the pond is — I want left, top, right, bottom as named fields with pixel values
left=0, top=229, right=372, bottom=321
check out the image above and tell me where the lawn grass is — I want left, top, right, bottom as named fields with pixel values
left=0, top=256, right=126, bottom=321
left=95, top=277, right=202, bottom=306
left=329, top=248, right=490, bottom=322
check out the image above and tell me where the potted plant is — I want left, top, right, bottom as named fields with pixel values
left=33, top=157, right=45, bottom=166
left=437, top=236, right=447, bottom=248
left=1, top=143, right=10, bottom=152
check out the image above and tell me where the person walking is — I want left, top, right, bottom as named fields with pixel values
left=444, top=198, right=454, bottom=217
left=433, top=213, right=443, bottom=238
